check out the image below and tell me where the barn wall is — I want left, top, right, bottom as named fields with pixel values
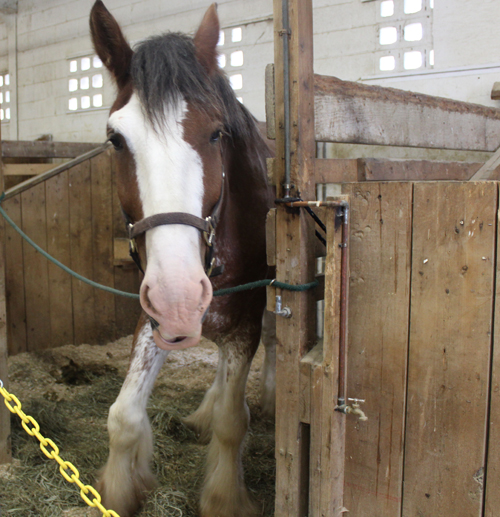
left=313, top=0, right=500, bottom=110
left=0, top=0, right=498, bottom=144
left=0, top=0, right=274, bottom=142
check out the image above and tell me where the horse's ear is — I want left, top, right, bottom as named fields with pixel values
left=90, top=0, right=133, bottom=89
left=194, top=3, right=220, bottom=75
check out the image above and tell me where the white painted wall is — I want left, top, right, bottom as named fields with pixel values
left=0, top=0, right=499, bottom=143
left=313, top=0, right=500, bottom=109
left=0, top=0, right=273, bottom=142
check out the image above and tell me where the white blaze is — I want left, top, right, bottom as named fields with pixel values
left=108, top=94, right=205, bottom=274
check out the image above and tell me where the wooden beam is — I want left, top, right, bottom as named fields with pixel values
left=0, top=125, right=11, bottom=464
left=315, top=159, right=361, bottom=183
left=485, top=182, right=500, bottom=516
left=2, top=141, right=100, bottom=159
left=3, top=145, right=109, bottom=201
left=3, top=164, right=60, bottom=176
left=273, top=0, right=318, bottom=516
left=314, top=74, right=500, bottom=151
left=363, top=158, right=494, bottom=181
left=404, top=182, right=496, bottom=515
left=314, top=158, right=493, bottom=183
left=469, top=145, right=500, bottom=180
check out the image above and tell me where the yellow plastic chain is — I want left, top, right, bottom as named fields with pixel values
left=0, top=379, right=120, bottom=517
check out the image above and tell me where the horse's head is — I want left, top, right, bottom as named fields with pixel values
left=90, top=1, right=232, bottom=351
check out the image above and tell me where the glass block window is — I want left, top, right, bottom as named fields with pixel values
left=0, top=72, right=11, bottom=123
left=67, top=55, right=105, bottom=112
left=217, top=26, right=246, bottom=103
left=376, top=0, right=434, bottom=74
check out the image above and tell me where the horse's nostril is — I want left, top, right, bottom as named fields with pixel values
left=142, top=284, right=159, bottom=315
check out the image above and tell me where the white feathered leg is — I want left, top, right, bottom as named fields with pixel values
left=97, top=322, right=169, bottom=517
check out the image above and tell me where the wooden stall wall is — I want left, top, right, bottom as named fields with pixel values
left=337, top=181, right=499, bottom=517
left=2, top=148, right=141, bottom=356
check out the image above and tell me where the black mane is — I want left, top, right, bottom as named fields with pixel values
left=131, top=32, right=252, bottom=139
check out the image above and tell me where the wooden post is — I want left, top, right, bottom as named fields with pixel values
left=0, top=125, right=11, bottom=464
left=273, top=0, right=346, bottom=515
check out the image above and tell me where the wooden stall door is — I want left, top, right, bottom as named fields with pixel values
left=403, top=182, right=496, bottom=517
left=342, top=182, right=413, bottom=516
left=337, top=181, right=497, bottom=516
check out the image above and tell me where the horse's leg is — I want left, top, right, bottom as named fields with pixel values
left=260, top=310, right=276, bottom=418
left=96, top=318, right=168, bottom=517
left=200, top=337, right=259, bottom=517
left=182, top=349, right=225, bottom=444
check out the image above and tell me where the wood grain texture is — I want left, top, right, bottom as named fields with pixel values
left=362, top=159, right=494, bottom=182
left=45, top=171, right=73, bottom=348
left=273, top=0, right=317, bottom=515
left=485, top=183, right=500, bottom=516
left=309, top=206, right=345, bottom=516
left=4, top=163, right=56, bottom=176
left=2, top=140, right=98, bottom=158
left=469, top=145, right=500, bottom=180
left=90, top=150, right=115, bottom=343
left=21, top=182, right=51, bottom=351
left=275, top=207, right=316, bottom=517
left=314, top=74, right=500, bottom=151
left=315, top=158, right=361, bottom=183
left=342, top=182, right=413, bottom=516
left=69, top=161, right=95, bottom=344
left=4, top=145, right=109, bottom=201
left=0, top=133, right=12, bottom=464
left=3, top=195, right=27, bottom=355
left=404, top=182, right=496, bottom=517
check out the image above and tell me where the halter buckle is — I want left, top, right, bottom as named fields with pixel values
left=204, top=217, right=216, bottom=247
left=128, top=223, right=138, bottom=253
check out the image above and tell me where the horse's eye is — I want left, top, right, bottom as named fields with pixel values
left=108, top=133, right=124, bottom=151
left=210, top=130, right=222, bottom=144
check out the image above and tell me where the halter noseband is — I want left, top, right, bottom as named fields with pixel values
left=126, top=167, right=225, bottom=278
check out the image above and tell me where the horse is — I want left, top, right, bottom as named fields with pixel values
left=89, top=2, right=276, bottom=516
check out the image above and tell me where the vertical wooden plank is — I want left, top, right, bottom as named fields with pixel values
left=111, top=151, right=141, bottom=337
left=91, top=150, right=115, bottom=343
left=404, top=182, right=496, bottom=517
left=485, top=183, right=500, bottom=517
left=0, top=132, right=12, bottom=464
left=21, top=183, right=51, bottom=351
left=275, top=207, right=316, bottom=517
left=273, top=0, right=318, bottom=514
left=45, top=171, right=74, bottom=348
left=3, top=194, right=27, bottom=355
left=69, top=161, right=95, bottom=344
left=309, top=206, right=345, bottom=515
left=342, top=182, right=413, bottom=516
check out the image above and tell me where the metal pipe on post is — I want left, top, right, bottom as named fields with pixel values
left=281, top=0, right=292, bottom=199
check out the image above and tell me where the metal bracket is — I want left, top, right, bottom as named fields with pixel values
left=274, top=295, right=292, bottom=318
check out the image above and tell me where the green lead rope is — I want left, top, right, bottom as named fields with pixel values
left=0, top=193, right=318, bottom=298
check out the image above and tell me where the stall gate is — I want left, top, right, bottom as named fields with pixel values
left=2, top=146, right=141, bottom=356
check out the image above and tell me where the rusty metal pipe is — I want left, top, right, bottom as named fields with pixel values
left=280, top=198, right=351, bottom=408
left=337, top=205, right=349, bottom=406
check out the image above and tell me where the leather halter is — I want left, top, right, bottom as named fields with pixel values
left=126, top=165, right=225, bottom=278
